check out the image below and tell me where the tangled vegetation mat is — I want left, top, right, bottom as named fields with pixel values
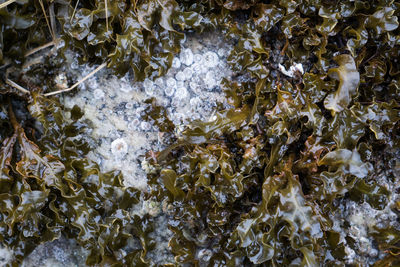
left=0, top=0, right=399, bottom=266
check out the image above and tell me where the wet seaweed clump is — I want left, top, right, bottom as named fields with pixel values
left=0, top=0, right=399, bottom=266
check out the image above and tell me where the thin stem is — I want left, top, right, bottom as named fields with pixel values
left=0, top=0, right=16, bottom=9
left=6, top=79, right=30, bottom=94
left=39, top=0, right=55, bottom=41
left=70, top=0, right=80, bottom=23
left=105, top=0, right=109, bottom=33
left=24, top=39, right=58, bottom=57
left=44, top=63, right=107, bottom=96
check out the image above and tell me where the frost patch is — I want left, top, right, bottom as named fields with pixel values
left=62, top=32, right=233, bottom=192
left=0, top=247, right=13, bottom=266
left=278, top=62, right=304, bottom=77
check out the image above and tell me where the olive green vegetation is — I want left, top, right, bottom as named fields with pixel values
left=0, top=0, right=400, bottom=266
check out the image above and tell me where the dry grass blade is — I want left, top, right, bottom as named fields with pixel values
left=24, top=39, right=59, bottom=57
left=0, top=0, right=17, bottom=9
left=44, top=63, right=107, bottom=96
left=39, top=0, right=55, bottom=41
left=49, top=3, right=57, bottom=40
left=6, top=79, right=30, bottom=94
left=105, top=0, right=109, bottom=33
left=70, top=0, right=80, bottom=23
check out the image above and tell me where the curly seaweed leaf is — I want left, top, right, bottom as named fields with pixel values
left=15, top=127, right=65, bottom=188
left=324, top=54, right=360, bottom=114
left=182, top=106, right=250, bottom=144
left=318, top=149, right=372, bottom=179
left=0, top=134, right=16, bottom=193
left=366, top=7, right=399, bottom=35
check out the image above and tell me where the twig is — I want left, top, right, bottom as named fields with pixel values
left=6, top=79, right=30, bottom=94
left=105, top=0, right=109, bottom=33
left=44, top=63, right=107, bottom=96
left=24, top=39, right=58, bottom=57
left=0, top=0, right=16, bottom=9
left=49, top=3, right=57, bottom=41
left=39, top=0, right=55, bottom=41
left=70, top=0, right=80, bottom=23
left=22, top=56, right=45, bottom=70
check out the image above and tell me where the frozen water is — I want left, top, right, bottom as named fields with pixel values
left=155, top=78, right=164, bottom=87
left=143, top=79, right=155, bottom=96
left=0, top=246, right=13, bottom=266
left=217, top=48, right=227, bottom=58
left=189, top=97, right=201, bottom=109
left=189, top=81, right=199, bottom=92
left=183, top=68, right=193, bottom=80
left=166, top=77, right=176, bottom=88
left=204, top=71, right=217, bottom=89
left=192, top=62, right=208, bottom=74
left=125, top=102, right=134, bottom=109
left=143, top=78, right=153, bottom=88
left=140, top=121, right=152, bottom=131
left=180, top=48, right=194, bottom=66
left=175, top=71, right=185, bottom=81
left=129, top=118, right=140, bottom=129
left=194, top=54, right=203, bottom=63
left=172, top=57, right=181, bottom=69
left=164, top=85, right=175, bottom=97
left=119, top=82, right=132, bottom=93
left=176, top=81, right=184, bottom=88
left=111, top=138, right=128, bottom=157
left=175, top=86, right=188, bottom=100
left=278, top=62, right=304, bottom=78
left=93, top=89, right=105, bottom=99
left=204, top=51, right=219, bottom=68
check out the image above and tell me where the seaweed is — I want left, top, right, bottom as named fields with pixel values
left=145, top=0, right=400, bottom=265
left=0, top=94, right=153, bottom=266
